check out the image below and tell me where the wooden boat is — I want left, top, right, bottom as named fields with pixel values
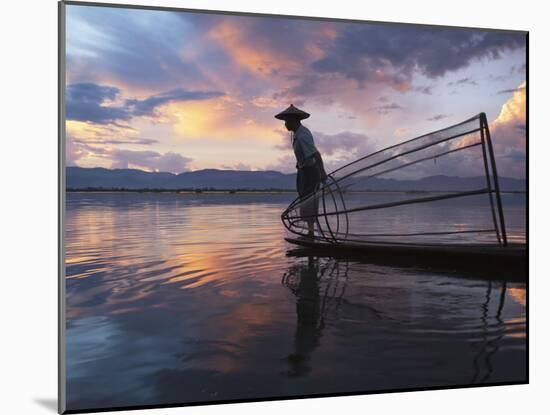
left=285, top=237, right=526, bottom=280
left=285, top=236, right=525, bottom=260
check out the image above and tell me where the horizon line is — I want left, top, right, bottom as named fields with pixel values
left=66, top=165, right=525, bottom=180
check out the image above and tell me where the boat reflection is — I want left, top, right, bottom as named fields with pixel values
left=281, top=255, right=525, bottom=384
left=471, top=281, right=514, bottom=384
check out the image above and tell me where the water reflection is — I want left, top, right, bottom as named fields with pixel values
left=470, top=281, right=523, bottom=385
left=65, top=193, right=526, bottom=411
left=280, top=256, right=526, bottom=386
left=282, top=256, right=349, bottom=376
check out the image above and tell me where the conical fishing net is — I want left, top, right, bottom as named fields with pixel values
left=282, top=113, right=508, bottom=246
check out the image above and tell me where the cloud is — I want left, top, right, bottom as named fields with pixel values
left=203, top=17, right=346, bottom=107
left=65, top=119, right=155, bottom=147
left=207, top=20, right=290, bottom=77
left=126, top=88, right=225, bottom=117
left=489, top=63, right=527, bottom=82
left=447, top=77, right=478, bottom=87
left=264, top=154, right=296, bottom=174
left=221, top=162, right=253, bottom=171
left=337, top=114, right=357, bottom=120
left=65, top=7, right=527, bottom=174
left=491, top=81, right=526, bottom=177
left=207, top=17, right=336, bottom=78
left=111, top=149, right=193, bottom=173
left=66, top=117, right=193, bottom=172
left=501, top=147, right=526, bottom=162
left=368, top=103, right=403, bottom=115
left=67, top=81, right=280, bottom=146
left=66, top=83, right=131, bottom=124
left=66, top=82, right=225, bottom=124
left=394, top=127, right=408, bottom=138
left=165, top=97, right=282, bottom=142
left=452, top=81, right=526, bottom=179
left=313, top=131, right=374, bottom=159
left=272, top=129, right=374, bottom=173
left=497, top=85, right=526, bottom=95
left=427, top=114, right=450, bottom=121
left=311, top=25, right=524, bottom=90
left=66, top=133, right=88, bottom=166
left=75, top=138, right=158, bottom=145
left=66, top=131, right=114, bottom=168
left=250, top=96, right=281, bottom=109
left=66, top=6, right=211, bottom=90
left=66, top=134, right=193, bottom=173
left=493, top=82, right=526, bottom=131
left=414, top=85, right=433, bottom=95
left=512, top=63, right=527, bottom=74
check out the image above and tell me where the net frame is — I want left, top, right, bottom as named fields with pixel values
left=281, top=113, right=508, bottom=247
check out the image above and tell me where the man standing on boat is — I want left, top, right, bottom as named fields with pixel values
left=275, top=104, right=327, bottom=239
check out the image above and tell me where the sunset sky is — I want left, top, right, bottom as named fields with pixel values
left=65, top=4, right=527, bottom=178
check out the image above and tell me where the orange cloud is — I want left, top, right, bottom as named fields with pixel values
left=66, top=120, right=107, bottom=140
left=250, top=96, right=280, bottom=109
left=457, top=81, right=526, bottom=153
left=162, top=96, right=282, bottom=142
left=495, top=82, right=526, bottom=125
left=490, top=82, right=526, bottom=178
left=65, top=120, right=116, bottom=167
left=492, top=81, right=526, bottom=148
left=303, top=24, right=338, bottom=60
left=208, top=21, right=297, bottom=77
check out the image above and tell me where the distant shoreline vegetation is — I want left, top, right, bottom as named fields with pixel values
left=65, top=167, right=527, bottom=193
left=66, top=187, right=296, bottom=193
left=66, top=187, right=526, bottom=194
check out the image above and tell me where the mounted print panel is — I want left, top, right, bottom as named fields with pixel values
left=59, top=1, right=528, bottom=413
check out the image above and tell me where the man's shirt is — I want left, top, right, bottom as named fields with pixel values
left=292, top=125, right=319, bottom=167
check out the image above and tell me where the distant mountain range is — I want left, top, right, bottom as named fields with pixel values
left=66, top=167, right=526, bottom=192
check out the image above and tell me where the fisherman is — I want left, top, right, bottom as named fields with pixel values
left=275, top=104, right=327, bottom=239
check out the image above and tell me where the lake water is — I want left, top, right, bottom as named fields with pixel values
left=64, top=192, right=527, bottom=411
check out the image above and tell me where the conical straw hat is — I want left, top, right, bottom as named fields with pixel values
left=274, top=104, right=310, bottom=120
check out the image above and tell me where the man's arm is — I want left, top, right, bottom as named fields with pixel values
left=293, top=131, right=307, bottom=169
left=315, top=152, right=328, bottom=182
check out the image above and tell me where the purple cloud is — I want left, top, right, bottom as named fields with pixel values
left=312, top=25, right=525, bottom=85
left=497, top=85, right=526, bottom=94
left=427, top=114, right=450, bottom=121
left=75, top=138, right=158, bottom=145
left=368, top=103, right=403, bottom=115
left=66, top=82, right=224, bottom=124
left=66, top=83, right=131, bottom=124
left=447, top=77, right=478, bottom=87
left=126, top=88, right=225, bottom=117
left=273, top=129, right=374, bottom=173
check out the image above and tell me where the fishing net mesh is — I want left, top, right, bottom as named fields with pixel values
left=281, top=113, right=507, bottom=246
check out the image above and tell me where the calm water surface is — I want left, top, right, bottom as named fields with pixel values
left=65, top=192, right=526, bottom=411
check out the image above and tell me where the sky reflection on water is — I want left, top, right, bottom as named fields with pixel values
left=65, top=192, right=526, bottom=411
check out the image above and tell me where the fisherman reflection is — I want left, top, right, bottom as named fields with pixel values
left=282, top=256, right=348, bottom=377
